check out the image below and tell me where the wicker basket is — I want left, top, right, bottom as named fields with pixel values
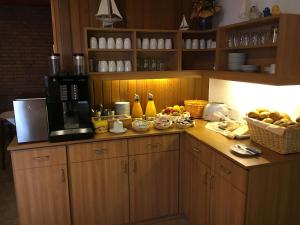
left=184, top=100, right=208, bottom=119
left=246, top=118, right=300, bottom=154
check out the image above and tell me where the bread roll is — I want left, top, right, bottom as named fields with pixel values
left=262, top=118, right=274, bottom=124
left=273, top=118, right=289, bottom=126
left=248, top=111, right=260, bottom=119
left=256, top=108, right=270, bottom=113
left=289, top=122, right=300, bottom=128
left=280, top=113, right=291, bottom=121
left=269, top=112, right=282, bottom=121
left=259, top=111, right=270, bottom=119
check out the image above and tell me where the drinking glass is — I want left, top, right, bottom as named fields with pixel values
left=143, top=58, right=149, bottom=71
left=228, top=33, right=234, bottom=48
left=150, top=59, right=157, bottom=71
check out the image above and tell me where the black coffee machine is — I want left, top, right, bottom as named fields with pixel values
left=45, top=75, right=94, bottom=142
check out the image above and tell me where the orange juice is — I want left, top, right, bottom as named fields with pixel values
left=132, top=94, right=143, bottom=118
left=145, top=93, right=157, bottom=119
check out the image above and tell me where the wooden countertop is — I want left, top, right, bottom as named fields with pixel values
left=8, top=120, right=300, bottom=169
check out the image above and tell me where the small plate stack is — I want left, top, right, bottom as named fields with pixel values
left=228, top=53, right=246, bottom=71
left=240, top=65, right=259, bottom=72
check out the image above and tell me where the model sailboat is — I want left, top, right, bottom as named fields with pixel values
left=96, top=0, right=123, bottom=27
left=179, top=15, right=189, bottom=30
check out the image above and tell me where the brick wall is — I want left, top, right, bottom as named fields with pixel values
left=0, top=5, right=53, bottom=113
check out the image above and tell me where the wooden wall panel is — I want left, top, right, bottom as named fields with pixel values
left=92, top=77, right=208, bottom=112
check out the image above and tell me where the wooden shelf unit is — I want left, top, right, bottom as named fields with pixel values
left=85, top=14, right=300, bottom=84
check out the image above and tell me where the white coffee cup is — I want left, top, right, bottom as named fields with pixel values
left=158, top=38, right=165, bottom=49
left=112, top=119, right=124, bottom=132
left=200, top=39, right=206, bottom=49
left=142, top=38, right=150, bottom=49
left=124, top=60, right=132, bottom=72
left=124, top=38, right=131, bottom=49
left=116, top=38, right=124, bottom=49
left=192, top=39, right=199, bottom=49
left=211, top=41, right=217, bottom=49
left=185, top=39, right=191, bottom=49
left=107, top=37, right=115, bottom=49
left=99, top=61, right=108, bottom=72
left=150, top=38, right=158, bottom=49
left=108, top=60, right=117, bottom=72
left=206, top=39, right=212, bottom=49
left=116, top=60, right=125, bottom=72
left=137, top=38, right=142, bottom=49
left=98, top=37, right=107, bottom=49
left=165, top=39, right=172, bottom=49
left=269, top=64, right=276, bottom=74
left=90, top=37, right=98, bottom=49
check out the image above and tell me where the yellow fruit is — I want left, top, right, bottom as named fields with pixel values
left=173, top=105, right=180, bottom=111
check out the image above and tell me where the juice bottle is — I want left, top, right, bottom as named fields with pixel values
left=131, top=94, right=143, bottom=118
left=145, top=93, right=157, bottom=119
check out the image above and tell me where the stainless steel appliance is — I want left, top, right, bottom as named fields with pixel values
left=13, top=98, right=49, bottom=143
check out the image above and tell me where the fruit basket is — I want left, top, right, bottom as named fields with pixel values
left=246, top=117, right=300, bottom=154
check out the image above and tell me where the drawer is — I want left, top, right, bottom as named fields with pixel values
left=128, top=134, right=179, bottom=155
left=214, top=153, right=248, bottom=193
left=12, top=146, right=66, bottom=170
left=68, top=140, right=128, bottom=163
left=185, top=134, right=213, bottom=168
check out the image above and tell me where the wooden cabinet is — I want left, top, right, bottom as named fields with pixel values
left=68, top=140, right=129, bottom=225
left=180, top=134, right=247, bottom=225
left=11, top=147, right=70, bottom=225
left=181, top=146, right=210, bottom=225
left=211, top=14, right=300, bottom=85
left=210, top=174, right=246, bottom=225
left=69, top=157, right=129, bottom=225
left=68, top=135, right=179, bottom=224
left=129, top=134, right=180, bottom=223
left=129, top=151, right=179, bottom=223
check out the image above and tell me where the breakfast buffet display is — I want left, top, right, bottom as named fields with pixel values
left=246, top=108, right=300, bottom=154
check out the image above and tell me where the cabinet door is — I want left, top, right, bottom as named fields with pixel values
left=210, top=174, right=246, bottom=225
left=181, top=149, right=210, bottom=225
left=70, top=157, right=129, bottom=225
left=14, top=165, right=70, bottom=225
left=129, top=151, right=179, bottom=223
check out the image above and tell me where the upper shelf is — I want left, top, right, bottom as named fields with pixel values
left=84, top=14, right=300, bottom=85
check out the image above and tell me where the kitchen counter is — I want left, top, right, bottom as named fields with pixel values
left=8, top=120, right=300, bottom=169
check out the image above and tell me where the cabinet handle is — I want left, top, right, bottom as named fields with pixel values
left=61, top=169, right=65, bottom=183
left=147, top=143, right=161, bottom=149
left=121, top=160, right=128, bottom=174
left=32, top=156, right=50, bottom=161
left=210, top=175, right=215, bottom=190
left=192, top=147, right=201, bottom=153
left=219, top=165, right=232, bottom=175
left=94, top=148, right=108, bottom=154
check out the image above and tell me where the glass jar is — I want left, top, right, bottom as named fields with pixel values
left=73, top=53, right=85, bottom=75
left=49, top=53, right=60, bottom=76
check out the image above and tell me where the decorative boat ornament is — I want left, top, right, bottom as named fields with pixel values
left=96, top=0, right=123, bottom=27
left=179, top=15, right=189, bottom=30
